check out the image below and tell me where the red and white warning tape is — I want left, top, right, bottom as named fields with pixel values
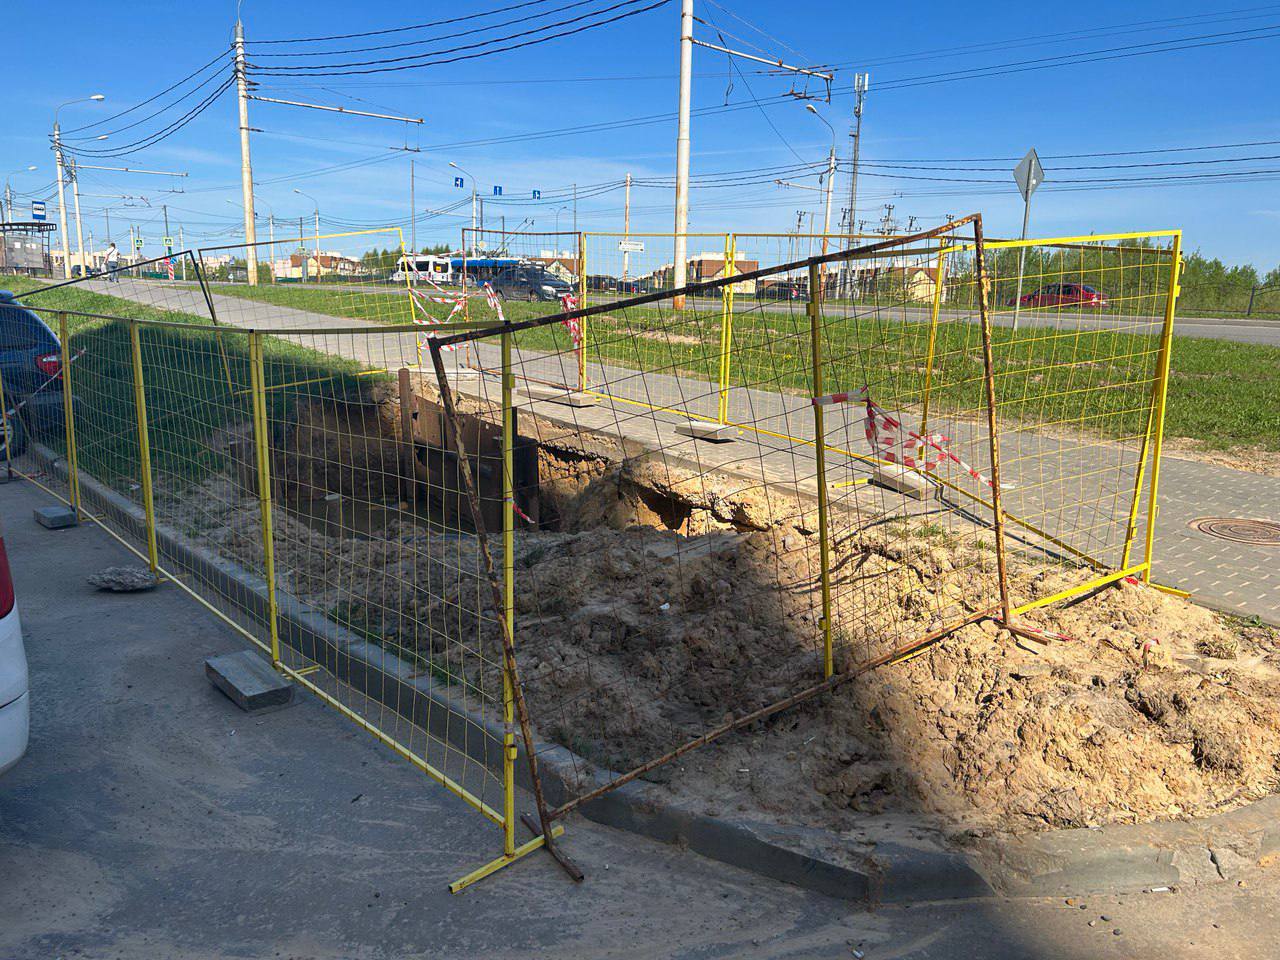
left=559, top=293, right=581, bottom=348
left=812, top=386, right=1011, bottom=490
left=404, top=265, right=507, bottom=360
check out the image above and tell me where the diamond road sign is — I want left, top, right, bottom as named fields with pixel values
left=1013, top=148, right=1045, bottom=201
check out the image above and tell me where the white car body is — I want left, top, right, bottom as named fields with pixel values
left=0, top=519, right=28, bottom=776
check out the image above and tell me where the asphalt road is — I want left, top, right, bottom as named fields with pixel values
left=130, top=278, right=1280, bottom=346
left=4, top=460, right=1280, bottom=958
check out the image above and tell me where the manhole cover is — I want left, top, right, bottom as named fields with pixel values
left=1188, top=517, right=1280, bottom=546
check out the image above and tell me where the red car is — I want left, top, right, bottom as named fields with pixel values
left=1009, top=283, right=1109, bottom=309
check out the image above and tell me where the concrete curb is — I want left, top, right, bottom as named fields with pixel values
left=25, top=443, right=1279, bottom=901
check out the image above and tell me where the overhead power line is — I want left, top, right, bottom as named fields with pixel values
left=250, top=0, right=569, bottom=44
left=58, top=75, right=236, bottom=159
left=251, top=0, right=625, bottom=57
left=247, top=0, right=669, bottom=76
left=59, top=47, right=234, bottom=135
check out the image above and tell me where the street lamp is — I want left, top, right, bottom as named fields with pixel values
left=448, top=161, right=479, bottom=254
left=52, top=93, right=106, bottom=277
left=3, top=166, right=37, bottom=223
left=805, top=104, right=837, bottom=258
left=293, top=189, right=320, bottom=281
left=554, top=205, right=571, bottom=239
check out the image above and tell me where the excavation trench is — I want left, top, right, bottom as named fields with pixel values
left=177, top=376, right=1280, bottom=842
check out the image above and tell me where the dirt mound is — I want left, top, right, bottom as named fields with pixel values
left=510, top=511, right=1280, bottom=834
left=158, top=428, right=1280, bottom=838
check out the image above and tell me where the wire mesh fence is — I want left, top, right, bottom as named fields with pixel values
left=941, top=233, right=1181, bottom=613
left=0, top=217, right=1183, bottom=890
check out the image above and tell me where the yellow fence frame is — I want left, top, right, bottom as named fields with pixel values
left=17, top=299, right=551, bottom=894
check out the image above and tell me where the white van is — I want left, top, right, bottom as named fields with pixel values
left=0, top=515, right=28, bottom=775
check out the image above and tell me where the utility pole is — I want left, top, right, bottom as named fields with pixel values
left=234, top=19, right=259, bottom=285
left=572, top=182, right=578, bottom=235
left=409, top=157, right=416, bottom=254
left=2, top=183, right=9, bottom=223
left=54, top=127, right=72, bottom=278
left=840, top=74, right=868, bottom=297
left=179, top=225, right=186, bottom=280
left=847, top=74, right=868, bottom=236
left=672, top=0, right=694, bottom=305
left=623, top=172, right=632, bottom=280
left=162, top=204, right=171, bottom=258
left=70, top=160, right=87, bottom=277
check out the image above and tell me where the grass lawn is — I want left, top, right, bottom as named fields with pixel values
left=2, top=275, right=372, bottom=489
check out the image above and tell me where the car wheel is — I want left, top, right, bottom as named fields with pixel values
left=1, top=414, right=27, bottom=458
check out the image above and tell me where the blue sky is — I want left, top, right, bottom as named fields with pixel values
left=4, top=0, right=1279, bottom=265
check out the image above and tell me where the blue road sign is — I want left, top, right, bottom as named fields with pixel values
left=31, top=201, right=46, bottom=221
left=453, top=177, right=464, bottom=188
left=532, top=189, right=541, bottom=200
left=493, top=185, right=503, bottom=196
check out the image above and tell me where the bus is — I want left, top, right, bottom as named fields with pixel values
left=395, top=253, right=523, bottom=289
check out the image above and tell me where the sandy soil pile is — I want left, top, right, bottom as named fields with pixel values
left=158, top=431, right=1280, bottom=837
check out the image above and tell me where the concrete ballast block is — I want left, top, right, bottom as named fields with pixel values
left=517, top=384, right=598, bottom=407
left=34, top=505, right=79, bottom=529
left=674, top=420, right=738, bottom=443
left=205, top=649, right=294, bottom=714
left=871, top=463, right=930, bottom=500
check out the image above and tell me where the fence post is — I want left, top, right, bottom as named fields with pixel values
left=971, top=219, right=1013, bottom=624
left=807, top=263, right=834, bottom=678
left=919, top=247, right=948, bottom=436
left=1141, top=233, right=1182, bottom=583
left=247, top=331, right=282, bottom=665
left=501, top=326, right=517, bottom=858
left=58, top=313, right=82, bottom=518
left=128, top=321, right=160, bottom=573
left=717, top=233, right=735, bottom=424
left=577, top=232, right=588, bottom=391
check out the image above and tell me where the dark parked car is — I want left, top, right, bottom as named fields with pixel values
left=1008, top=283, right=1109, bottom=309
left=586, top=274, right=616, bottom=293
left=755, top=279, right=805, bottom=301
left=0, top=291, right=68, bottom=456
left=490, top=266, right=574, bottom=302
